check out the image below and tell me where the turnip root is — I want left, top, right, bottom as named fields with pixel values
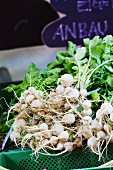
left=14, top=103, right=22, bottom=111
left=57, top=143, right=64, bottom=150
left=25, top=125, right=40, bottom=133
left=74, top=136, right=82, bottom=147
left=87, top=137, right=98, bottom=153
left=35, top=136, right=41, bottom=141
left=52, top=123, right=64, bottom=136
left=43, top=142, right=64, bottom=151
left=10, top=131, right=21, bottom=141
left=23, top=134, right=33, bottom=140
left=82, top=126, right=92, bottom=139
left=58, top=131, right=69, bottom=142
left=30, top=107, right=39, bottom=113
left=33, top=132, right=42, bottom=141
left=96, top=109, right=102, bottom=118
left=21, top=104, right=27, bottom=111
left=64, top=142, right=74, bottom=152
left=13, top=119, right=26, bottom=131
left=81, top=116, right=92, bottom=125
left=35, top=90, right=44, bottom=98
left=90, top=120, right=103, bottom=131
left=101, top=102, right=113, bottom=114
left=64, top=102, right=71, bottom=110
left=50, top=136, right=58, bottom=145
left=64, top=87, right=79, bottom=101
left=16, top=110, right=28, bottom=119
left=51, top=96, right=64, bottom=105
left=21, top=134, right=33, bottom=148
left=31, top=99, right=44, bottom=109
left=110, top=112, right=113, bottom=121
left=56, top=85, right=65, bottom=95
left=28, top=87, right=37, bottom=95
left=19, top=96, right=25, bottom=104
left=69, top=89, right=80, bottom=101
left=104, top=124, right=112, bottom=134
left=39, top=123, right=48, bottom=131
left=62, top=114, right=75, bottom=125
left=82, top=100, right=91, bottom=109
left=8, top=78, right=113, bottom=158
left=41, top=139, right=49, bottom=146
left=65, top=87, right=73, bottom=94
left=29, top=118, right=37, bottom=125
left=26, top=94, right=35, bottom=103
left=80, top=89, right=87, bottom=97
left=42, top=131, right=52, bottom=139
left=81, top=109, right=92, bottom=116
left=83, top=130, right=92, bottom=139
left=60, top=74, right=74, bottom=87
left=29, top=140, right=36, bottom=150
left=22, top=90, right=29, bottom=96
left=49, top=92, right=56, bottom=97
left=97, top=131, right=106, bottom=140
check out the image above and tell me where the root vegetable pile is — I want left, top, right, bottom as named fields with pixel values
left=8, top=74, right=113, bottom=158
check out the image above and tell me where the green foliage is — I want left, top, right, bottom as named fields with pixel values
left=0, top=111, right=14, bottom=136
left=77, top=105, right=83, bottom=112
left=5, top=35, right=113, bottom=101
left=90, top=92, right=100, bottom=102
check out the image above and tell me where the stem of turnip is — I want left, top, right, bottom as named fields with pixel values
left=74, top=54, right=81, bottom=89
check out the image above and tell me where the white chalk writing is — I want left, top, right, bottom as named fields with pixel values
left=52, top=21, right=108, bottom=41
left=65, top=23, right=77, bottom=40
left=53, top=24, right=65, bottom=41
left=77, top=0, right=112, bottom=12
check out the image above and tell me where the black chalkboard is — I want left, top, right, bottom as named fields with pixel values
left=0, top=0, right=58, bottom=50
left=43, top=0, right=113, bottom=47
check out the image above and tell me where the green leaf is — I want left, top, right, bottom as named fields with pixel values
left=45, top=74, right=59, bottom=85
left=64, top=59, right=73, bottom=73
left=72, top=66, right=78, bottom=71
left=90, top=92, right=100, bottom=101
left=6, top=63, right=43, bottom=96
left=67, top=41, right=76, bottom=55
left=83, top=38, right=90, bottom=47
left=89, top=36, right=102, bottom=47
left=48, top=68, right=63, bottom=74
left=75, top=47, right=86, bottom=60
left=6, top=84, right=20, bottom=92
left=103, top=35, right=113, bottom=45
left=23, top=63, right=41, bottom=87
left=56, top=51, right=67, bottom=62
left=77, top=105, right=83, bottom=112
left=107, top=76, right=113, bottom=87
left=105, top=65, right=113, bottom=73
left=47, top=60, right=61, bottom=70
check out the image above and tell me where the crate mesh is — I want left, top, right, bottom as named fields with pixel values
left=18, top=145, right=113, bottom=170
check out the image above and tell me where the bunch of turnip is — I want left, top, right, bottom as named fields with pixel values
left=87, top=102, right=113, bottom=160
left=9, top=73, right=113, bottom=158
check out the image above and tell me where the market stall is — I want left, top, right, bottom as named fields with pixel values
left=0, top=1, right=113, bottom=170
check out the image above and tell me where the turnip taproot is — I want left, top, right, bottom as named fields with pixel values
left=60, top=74, right=74, bottom=87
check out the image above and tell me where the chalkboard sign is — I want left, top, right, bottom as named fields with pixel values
left=0, top=0, right=58, bottom=50
left=43, top=0, right=113, bottom=47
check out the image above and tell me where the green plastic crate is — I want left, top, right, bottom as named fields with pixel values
left=1, top=146, right=113, bottom=170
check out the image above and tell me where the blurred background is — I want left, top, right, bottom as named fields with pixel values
left=0, top=0, right=62, bottom=82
